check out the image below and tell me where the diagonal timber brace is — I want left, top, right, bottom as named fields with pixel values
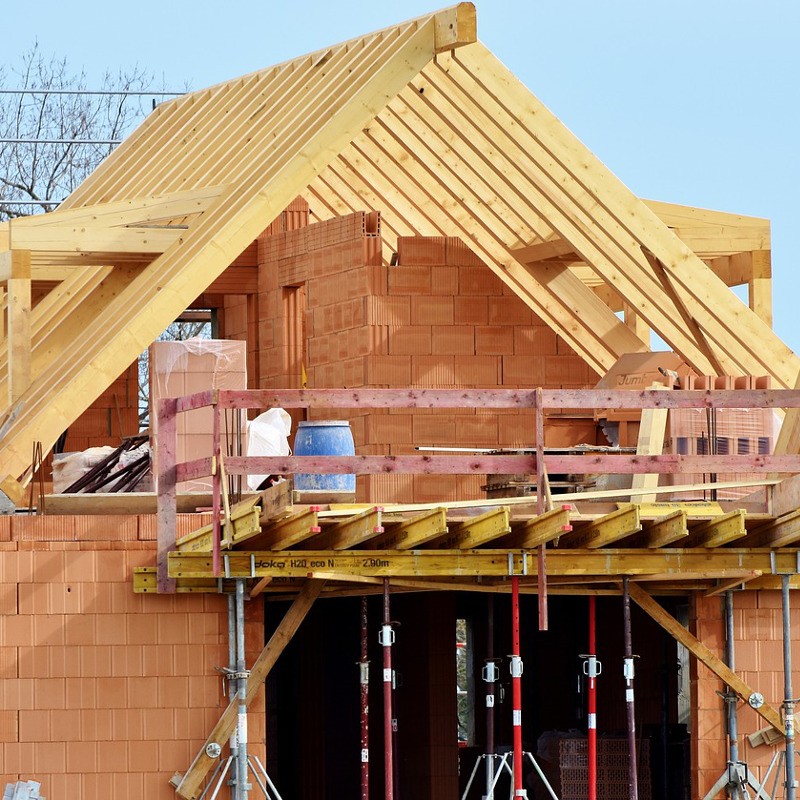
left=626, top=581, right=784, bottom=736
left=174, top=579, right=325, bottom=799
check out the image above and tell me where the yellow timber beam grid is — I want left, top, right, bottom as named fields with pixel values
left=1, top=3, right=798, bottom=504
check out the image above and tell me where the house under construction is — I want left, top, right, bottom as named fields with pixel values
left=2, top=5, right=800, bottom=799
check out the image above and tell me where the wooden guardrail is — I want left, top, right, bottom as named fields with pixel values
left=155, top=387, right=800, bottom=592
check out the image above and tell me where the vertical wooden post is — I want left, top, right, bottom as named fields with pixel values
left=623, top=302, right=650, bottom=344
left=212, top=398, right=222, bottom=577
left=156, top=397, right=178, bottom=593
left=3, top=249, right=32, bottom=404
left=534, top=387, right=548, bottom=631
left=749, top=250, right=773, bottom=327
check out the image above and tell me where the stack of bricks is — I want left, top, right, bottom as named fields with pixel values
left=149, top=340, right=247, bottom=493
left=666, top=375, right=775, bottom=500
left=0, top=515, right=265, bottom=798
left=256, top=217, right=600, bottom=504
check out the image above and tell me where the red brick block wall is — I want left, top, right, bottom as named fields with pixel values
left=0, top=517, right=265, bottom=798
left=691, top=591, right=794, bottom=798
left=255, top=216, right=601, bottom=503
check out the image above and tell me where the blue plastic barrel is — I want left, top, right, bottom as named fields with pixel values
left=293, top=420, right=356, bottom=492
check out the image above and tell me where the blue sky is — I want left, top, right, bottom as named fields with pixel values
left=8, top=1, right=800, bottom=353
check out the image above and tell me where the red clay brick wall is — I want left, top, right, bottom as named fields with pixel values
left=256, top=214, right=601, bottom=503
left=0, top=515, right=265, bottom=798
left=691, top=591, right=793, bottom=798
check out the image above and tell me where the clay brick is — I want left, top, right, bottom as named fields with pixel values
left=80, top=708, right=113, bottom=741
left=409, top=296, right=454, bottom=326
left=365, top=414, right=414, bottom=446
left=411, top=355, right=456, bottom=386
left=33, top=681, right=65, bottom=713
left=475, top=326, right=514, bottom=355
left=81, top=645, right=113, bottom=679
left=398, top=236, right=447, bottom=265
left=501, top=355, right=546, bottom=386
left=0, top=708, right=16, bottom=745
left=366, top=296, right=411, bottom=326
left=5, top=615, right=34, bottom=647
left=430, top=266, right=459, bottom=296
left=66, top=740, right=98, bottom=774
left=387, top=264, right=431, bottom=295
left=413, top=416, right=457, bottom=444
left=97, top=738, right=129, bottom=772
left=514, top=326, right=558, bottom=356
left=30, top=551, right=65, bottom=582
left=18, top=709, right=48, bottom=742
left=63, top=551, right=96, bottom=582
left=0, top=517, right=11, bottom=542
left=454, top=355, right=501, bottom=385
left=127, top=677, right=161, bottom=709
left=34, top=741, right=66, bottom=773
left=173, top=707, right=206, bottom=742
left=49, top=708, right=82, bottom=743
left=365, top=355, right=411, bottom=386
left=128, top=739, right=158, bottom=770
left=96, top=677, right=127, bottom=709
left=445, top=236, right=485, bottom=267
left=388, top=325, right=432, bottom=356
left=4, top=741, right=33, bottom=773
left=488, top=296, right=534, bottom=325
left=65, top=678, right=96, bottom=710
left=0, top=646, right=18, bottom=679
left=113, top=708, right=144, bottom=742
left=157, top=676, right=189, bottom=709
left=13, top=516, right=77, bottom=542
left=158, top=738, right=192, bottom=771
left=454, top=296, right=488, bottom=325
left=128, top=614, right=160, bottom=646
left=459, top=265, right=503, bottom=295
left=17, top=583, right=45, bottom=615
left=142, top=645, right=174, bottom=677
left=455, top=415, right=499, bottom=447
left=431, top=326, right=474, bottom=356
left=142, top=708, right=176, bottom=741
left=73, top=515, right=138, bottom=542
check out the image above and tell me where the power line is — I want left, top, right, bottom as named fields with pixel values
left=0, top=138, right=122, bottom=144
left=0, top=89, right=185, bottom=96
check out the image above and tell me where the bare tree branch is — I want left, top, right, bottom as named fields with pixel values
left=0, top=42, right=170, bottom=221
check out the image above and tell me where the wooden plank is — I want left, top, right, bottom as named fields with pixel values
left=632, top=511, right=688, bottom=549
left=258, top=480, right=293, bottom=522
left=704, top=572, right=763, bottom=597
left=42, top=491, right=223, bottom=515
left=433, top=2, right=476, bottom=52
left=257, top=508, right=321, bottom=550
left=562, top=506, right=641, bottom=549
left=683, top=510, right=747, bottom=548
left=175, top=579, right=324, bottom=799
left=11, top=186, right=223, bottom=229
left=380, top=507, right=449, bottom=549
left=630, top=383, right=669, bottom=503
left=224, top=452, right=800, bottom=477
left=156, top=398, right=178, bottom=594
left=12, top=223, right=183, bottom=254
left=169, top=548, right=800, bottom=581
left=312, top=506, right=384, bottom=550
left=633, top=501, right=724, bottom=518
left=502, top=507, right=572, bottom=548
left=626, top=581, right=784, bottom=735
left=438, top=507, right=511, bottom=548
left=745, top=510, right=800, bottom=548
left=4, top=250, right=32, bottom=404
left=215, top=387, right=800, bottom=411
